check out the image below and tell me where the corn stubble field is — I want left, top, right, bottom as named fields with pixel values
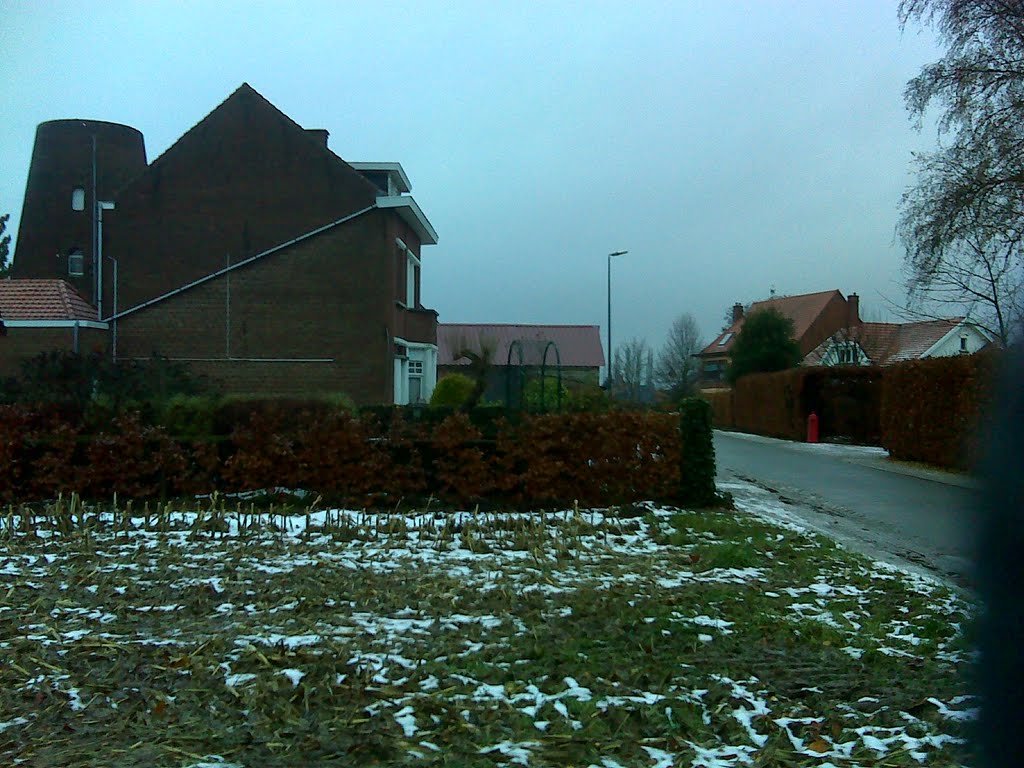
left=0, top=485, right=976, bottom=767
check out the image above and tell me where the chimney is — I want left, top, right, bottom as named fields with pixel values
left=305, top=129, right=329, bottom=147
left=732, top=303, right=744, bottom=324
left=848, top=293, right=860, bottom=329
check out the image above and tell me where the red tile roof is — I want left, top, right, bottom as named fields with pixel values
left=0, top=279, right=98, bottom=321
left=803, top=318, right=964, bottom=365
left=888, top=318, right=963, bottom=363
left=803, top=322, right=899, bottom=365
left=438, top=324, right=605, bottom=368
left=700, top=290, right=844, bottom=356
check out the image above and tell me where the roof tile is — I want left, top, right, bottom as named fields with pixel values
left=699, top=290, right=844, bottom=356
left=0, top=279, right=98, bottom=321
left=803, top=318, right=964, bottom=365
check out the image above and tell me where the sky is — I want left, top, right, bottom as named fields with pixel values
left=1, top=1, right=943, bottom=358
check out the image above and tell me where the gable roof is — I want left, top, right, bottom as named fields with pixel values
left=888, top=318, right=965, bottom=363
left=437, top=324, right=605, bottom=368
left=0, top=279, right=98, bottom=321
left=114, top=82, right=382, bottom=212
left=803, top=318, right=970, bottom=365
left=700, top=290, right=845, bottom=356
left=148, top=84, right=366, bottom=177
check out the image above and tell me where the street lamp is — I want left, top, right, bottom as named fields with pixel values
left=607, top=249, right=628, bottom=387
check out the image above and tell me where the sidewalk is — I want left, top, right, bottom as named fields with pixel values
left=714, top=429, right=978, bottom=489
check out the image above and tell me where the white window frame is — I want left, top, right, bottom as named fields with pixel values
left=68, top=249, right=85, bottom=276
left=395, top=237, right=421, bottom=308
left=394, top=338, right=437, bottom=405
left=826, top=341, right=863, bottom=366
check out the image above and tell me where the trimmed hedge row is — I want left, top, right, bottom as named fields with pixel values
left=708, top=367, right=882, bottom=444
left=702, top=391, right=733, bottom=431
left=704, top=355, right=997, bottom=469
left=0, top=405, right=715, bottom=508
left=880, top=353, right=999, bottom=470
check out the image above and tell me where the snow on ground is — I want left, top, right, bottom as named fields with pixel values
left=0, top=491, right=976, bottom=766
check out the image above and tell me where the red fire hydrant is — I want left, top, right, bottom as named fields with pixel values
left=806, top=412, right=819, bottom=444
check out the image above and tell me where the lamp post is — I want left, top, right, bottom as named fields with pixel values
left=607, top=250, right=628, bottom=387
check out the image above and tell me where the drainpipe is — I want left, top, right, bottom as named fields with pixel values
left=73, top=320, right=80, bottom=353
left=91, top=135, right=97, bottom=308
left=97, top=201, right=115, bottom=321
left=111, top=256, right=118, bottom=361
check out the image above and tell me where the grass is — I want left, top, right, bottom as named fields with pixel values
left=0, top=492, right=976, bottom=767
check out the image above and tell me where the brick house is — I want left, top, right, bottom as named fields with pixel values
left=697, top=290, right=853, bottom=388
left=437, top=324, right=605, bottom=403
left=0, top=279, right=108, bottom=378
left=6, top=83, right=439, bottom=404
left=803, top=316, right=994, bottom=366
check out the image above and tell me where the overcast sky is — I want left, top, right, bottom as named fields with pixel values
left=1, top=1, right=942, bottom=355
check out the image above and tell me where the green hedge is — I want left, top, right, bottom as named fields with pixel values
left=678, top=398, right=716, bottom=506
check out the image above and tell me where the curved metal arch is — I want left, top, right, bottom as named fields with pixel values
left=539, top=341, right=563, bottom=412
left=505, top=339, right=527, bottom=411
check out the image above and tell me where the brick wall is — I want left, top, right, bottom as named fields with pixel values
left=182, top=360, right=354, bottom=399
left=801, top=293, right=850, bottom=357
left=115, top=210, right=411, bottom=404
left=104, top=85, right=380, bottom=314
left=386, top=215, right=436, bottom=345
left=0, top=326, right=108, bottom=378
left=11, top=120, right=148, bottom=305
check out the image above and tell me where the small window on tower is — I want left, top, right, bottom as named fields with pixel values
left=71, top=187, right=86, bottom=211
left=68, top=249, right=84, bottom=276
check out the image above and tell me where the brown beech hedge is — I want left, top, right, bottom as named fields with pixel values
left=0, top=406, right=714, bottom=508
left=880, top=352, right=999, bottom=470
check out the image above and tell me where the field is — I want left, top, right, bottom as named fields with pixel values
left=0, top=484, right=976, bottom=767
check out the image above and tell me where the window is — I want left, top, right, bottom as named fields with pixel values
left=71, top=187, right=85, bottom=211
left=408, top=359, right=424, bottom=403
left=718, top=332, right=733, bottom=346
left=406, top=252, right=420, bottom=307
left=703, top=361, right=723, bottom=380
left=395, top=238, right=421, bottom=308
left=960, top=335, right=968, bottom=353
left=833, top=342, right=859, bottom=365
left=67, top=248, right=84, bottom=276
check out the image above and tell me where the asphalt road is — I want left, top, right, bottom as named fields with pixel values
left=714, top=430, right=981, bottom=587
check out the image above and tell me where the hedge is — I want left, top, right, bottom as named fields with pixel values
left=0, top=405, right=716, bottom=509
left=702, top=391, right=734, bottom=430
left=704, top=356, right=995, bottom=468
left=707, top=367, right=883, bottom=444
left=880, top=352, right=999, bottom=470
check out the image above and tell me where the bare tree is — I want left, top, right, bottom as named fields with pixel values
left=612, top=337, right=652, bottom=402
left=898, top=0, right=1024, bottom=345
left=901, top=220, right=1022, bottom=345
left=0, top=213, right=10, bottom=278
left=453, top=333, right=498, bottom=410
left=655, top=313, right=704, bottom=400
left=720, top=302, right=751, bottom=333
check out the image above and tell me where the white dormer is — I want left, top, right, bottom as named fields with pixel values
left=349, top=162, right=412, bottom=197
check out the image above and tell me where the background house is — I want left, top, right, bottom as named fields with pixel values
left=697, top=290, right=853, bottom=387
left=0, top=279, right=107, bottom=378
left=6, top=84, right=439, bottom=404
left=804, top=317, right=993, bottom=366
left=437, top=324, right=604, bottom=403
